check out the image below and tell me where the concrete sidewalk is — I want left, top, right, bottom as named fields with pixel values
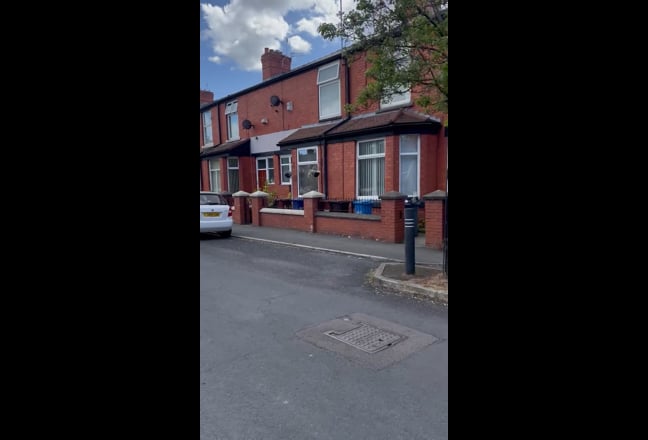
left=232, top=224, right=443, bottom=266
left=231, top=224, right=448, bottom=304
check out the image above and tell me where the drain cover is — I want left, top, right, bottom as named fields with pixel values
left=324, top=323, right=404, bottom=353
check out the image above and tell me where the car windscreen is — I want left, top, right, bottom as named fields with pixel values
left=200, top=194, right=226, bottom=205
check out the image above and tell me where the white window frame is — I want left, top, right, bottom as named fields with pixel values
left=380, top=51, right=411, bottom=109
left=256, top=156, right=275, bottom=188
left=297, top=146, right=319, bottom=196
left=280, top=154, right=292, bottom=185
left=356, top=138, right=385, bottom=200
left=380, top=89, right=411, bottom=109
left=225, top=101, right=239, bottom=141
left=208, top=158, right=221, bottom=192
left=317, top=62, right=341, bottom=120
left=399, top=134, right=420, bottom=197
left=202, top=111, right=213, bottom=146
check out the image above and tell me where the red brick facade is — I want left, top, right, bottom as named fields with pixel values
left=200, top=47, right=447, bottom=245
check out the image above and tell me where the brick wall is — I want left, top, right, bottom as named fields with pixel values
left=424, top=193, right=446, bottom=249
left=420, top=133, right=438, bottom=195
left=260, top=212, right=305, bottom=231
left=217, top=69, right=324, bottom=145
left=316, top=216, right=386, bottom=241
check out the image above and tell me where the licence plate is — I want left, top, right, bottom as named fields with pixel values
left=203, top=212, right=220, bottom=217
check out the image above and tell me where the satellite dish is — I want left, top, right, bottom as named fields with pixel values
left=242, top=119, right=253, bottom=129
left=270, top=95, right=281, bottom=106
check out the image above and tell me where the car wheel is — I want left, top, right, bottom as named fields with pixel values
left=221, top=230, right=232, bottom=238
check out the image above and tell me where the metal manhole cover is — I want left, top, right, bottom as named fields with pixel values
left=324, top=323, right=404, bottom=353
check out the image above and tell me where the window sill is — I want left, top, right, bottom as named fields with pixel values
left=377, top=103, right=412, bottom=113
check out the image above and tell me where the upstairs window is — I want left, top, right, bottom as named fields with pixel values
left=202, top=111, right=213, bottom=145
left=380, top=51, right=411, bottom=109
left=225, top=101, right=239, bottom=140
left=317, top=62, right=340, bottom=120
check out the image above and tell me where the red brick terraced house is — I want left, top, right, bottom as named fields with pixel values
left=200, top=48, right=447, bottom=247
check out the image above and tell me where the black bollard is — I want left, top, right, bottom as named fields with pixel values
left=404, top=202, right=416, bottom=274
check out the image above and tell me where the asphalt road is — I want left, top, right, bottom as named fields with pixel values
left=200, top=234, right=448, bottom=440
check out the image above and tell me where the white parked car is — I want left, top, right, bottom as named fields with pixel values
left=200, top=192, right=233, bottom=237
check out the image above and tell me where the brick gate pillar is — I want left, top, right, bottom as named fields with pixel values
left=423, top=190, right=447, bottom=249
left=302, top=191, right=324, bottom=233
left=232, top=191, right=250, bottom=225
left=379, top=191, right=408, bottom=243
left=249, top=191, right=268, bottom=226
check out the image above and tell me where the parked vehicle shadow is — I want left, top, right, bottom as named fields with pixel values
left=200, top=232, right=229, bottom=240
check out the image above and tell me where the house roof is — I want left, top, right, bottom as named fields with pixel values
left=276, top=121, right=341, bottom=147
left=200, top=138, right=250, bottom=159
left=277, top=109, right=442, bottom=148
left=326, top=108, right=442, bottom=137
left=201, top=50, right=343, bottom=111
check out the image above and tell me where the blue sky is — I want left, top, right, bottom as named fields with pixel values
left=200, top=0, right=354, bottom=100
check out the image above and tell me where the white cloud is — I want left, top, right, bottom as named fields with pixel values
left=201, top=0, right=350, bottom=71
left=288, top=35, right=311, bottom=53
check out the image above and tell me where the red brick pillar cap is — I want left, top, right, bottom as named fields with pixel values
left=232, top=191, right=250, bottom=197
left=249, top=191, right=269, bottom=198
left=302, top=190, right=324, bottom=199
left=379, top=191, right=408, bottom=200
left=423, top=190, right=447, bottom=200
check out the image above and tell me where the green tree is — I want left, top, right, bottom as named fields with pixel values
left=318, top=0, right=447, bottom=113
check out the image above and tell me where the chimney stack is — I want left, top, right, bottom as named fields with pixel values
left=261, top=48, right=292, bottom=81
left=200, top=90, right=214, bottom=105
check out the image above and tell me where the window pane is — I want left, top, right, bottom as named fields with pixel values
left=358, top=157, right=384, bottom=197
left=319, top=81, right=340, bottom=119
left=228, top=114, right=239, bottom=139
left=267, top=158, right=274, bottom=183
left=281, top=164, right=291, bottom=184
left=381, top=90, right=411, bottom=108
left=225, top=101, right=238, bottom=114
left=298, top=164, right=318, bottom=195
left=359, top=140, right=384, bottom=156
left=257, top=158, right=266, bottom=168
left=400, top=156, right=417, bottom=196
left=400, top=134, right=417, bottom=153
left=209, top=159, right=221, bottom=192
left=317, top=63, right=339, bottom=83
left=203, top=111, right=212, bottom=144
left=297, top=147, right=317, bottom=163
left=228, top=169, right=239, bottom=192
left=280, top=155, right=291, bottom=184
left=358, top=139, right=385, bottom=199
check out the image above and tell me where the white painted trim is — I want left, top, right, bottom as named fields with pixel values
left=260, top=208, right=304, bottom=215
